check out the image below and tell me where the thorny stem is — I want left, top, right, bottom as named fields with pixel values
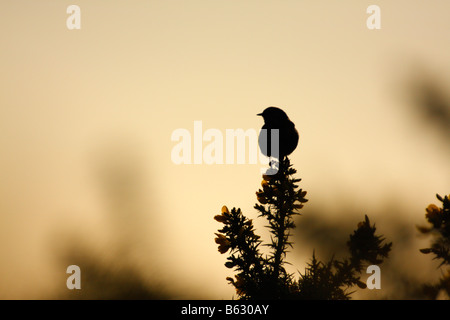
left=272, top=196, right=287, bottom=279
left=271, top=158, right=292, bottom=280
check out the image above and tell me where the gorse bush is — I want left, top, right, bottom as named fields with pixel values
left=418, top=193, right=450, bottom=298
left=214, top=157, right=392, bottom=300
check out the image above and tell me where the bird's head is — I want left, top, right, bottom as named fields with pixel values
left=257, top=106, right=289, bottom=123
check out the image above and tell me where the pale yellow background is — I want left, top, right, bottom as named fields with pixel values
left=0, top=1, right=449, bottom=299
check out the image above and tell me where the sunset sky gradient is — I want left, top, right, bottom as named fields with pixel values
left=0, top=1, right=449, bottom=299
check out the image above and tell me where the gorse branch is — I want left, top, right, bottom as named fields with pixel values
left=418, top=193, right=450, bottom=299
left=214, top=157, right=392, bottom=299
left=256, top=158, right=307, bottom=282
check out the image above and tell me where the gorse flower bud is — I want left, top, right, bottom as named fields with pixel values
left=214, top=206, right=231, bottom=223
left=426, top=204, right=441, bottom=218
left=423, top=200, right=446, bottom=229
left=215, top=233, right=231, bottom=254
left=256, top=191, right=268, bottom=204
left=233, top=275, right=246, bottom=296
left=222, top=206, right=230, bottom=216
left=214, top=214, right=228, bottom=223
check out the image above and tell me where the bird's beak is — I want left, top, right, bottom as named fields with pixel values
left=257, top=113, right=263, bottom=116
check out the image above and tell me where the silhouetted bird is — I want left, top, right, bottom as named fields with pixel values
left=257, top=107, right=299, bottom=159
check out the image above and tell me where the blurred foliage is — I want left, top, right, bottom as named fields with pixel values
left=412, top=78, right=450, bottom=140
left=59, top=245, right=170, bottom=300
left=214, top=157, right=392, bottom=299
left=418, top=194, right=450, bottom=299
left=54, top=144, right=171, bottom=300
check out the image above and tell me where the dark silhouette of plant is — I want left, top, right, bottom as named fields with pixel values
left=214, top=157, right=392, bottom=299
left=418, top=193, right=450, bottom=298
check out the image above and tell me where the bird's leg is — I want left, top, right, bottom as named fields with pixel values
left=266, top=157, right=280, bottom=176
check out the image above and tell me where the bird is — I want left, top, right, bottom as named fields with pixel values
left=257, top=107, right=299, bottom=160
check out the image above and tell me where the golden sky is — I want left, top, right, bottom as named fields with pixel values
left=0, top=1, right=449, bottom=299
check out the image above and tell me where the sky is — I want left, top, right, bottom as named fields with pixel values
left=0, top=1, right=449, bottom=299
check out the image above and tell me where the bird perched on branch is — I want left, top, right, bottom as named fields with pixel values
left=257, top=107, right=299, bottom=160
